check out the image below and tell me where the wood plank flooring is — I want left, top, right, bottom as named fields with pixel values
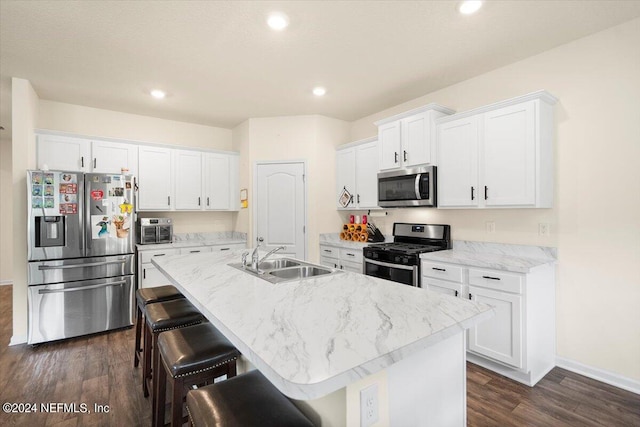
left=1, top=285, right=638, bottom=426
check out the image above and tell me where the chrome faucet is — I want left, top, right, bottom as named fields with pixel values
left=242, top=241, right=286, bottom=274
left=259, top=246, right=286, bottom=267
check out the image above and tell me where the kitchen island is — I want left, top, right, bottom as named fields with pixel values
left=152, top=249, right=493, bottom=426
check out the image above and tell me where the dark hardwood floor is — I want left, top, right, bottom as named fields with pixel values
left=0, top=285, right=638, bottom=426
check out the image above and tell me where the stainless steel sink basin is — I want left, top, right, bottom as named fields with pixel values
left=258, top=258, right=301, bottom=270
left=268, top=266, right=332, bottom=280
left=228, top=257, right=342, bottom=284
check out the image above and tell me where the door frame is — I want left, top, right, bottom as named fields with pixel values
left=252, top=160, right=308, bottom=260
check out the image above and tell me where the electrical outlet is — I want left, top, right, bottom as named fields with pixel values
left=360, top=384, right=379, bottom=427
left=486, top=221, right=496, bottom=234
left=539, top=223, right=550, bottom=237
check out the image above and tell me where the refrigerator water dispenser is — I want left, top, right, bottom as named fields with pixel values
left=35, top=216, right=66, bottom=247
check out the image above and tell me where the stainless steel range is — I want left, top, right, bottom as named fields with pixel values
left=363, top=223, right=451, bottom=286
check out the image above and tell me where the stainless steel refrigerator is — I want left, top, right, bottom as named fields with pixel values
left=27, top=170, right=136, bottom=344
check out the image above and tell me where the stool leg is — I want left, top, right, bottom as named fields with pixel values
left=172, top=376, right=184, bottom=427
left=134, top=305, right=143, bottom=368
left=143, top=323, right=152, bottom=397
left=153, top=351, right=167, bottom=427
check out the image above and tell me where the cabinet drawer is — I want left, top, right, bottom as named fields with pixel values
left=469, top=268, right=522, bottom=294
left=341, top=259, right=363, bottom=274
left=421, top=277, right=467, bottom=298
left=421, top=261, right=464, bottom=283
left=340, top=248, right=363, bottom=263
left=179, top=246, right=213, bottom=255
left=211, top=243, right=246, bottom=251
left=319, top=246, right=339, bottom=260
left=139, top=248, right=180, bottom=263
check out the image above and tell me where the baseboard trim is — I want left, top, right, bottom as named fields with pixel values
left=0, top=280, right=12, bottom=286
left=9, top=335, right=27, bottom=346
left=556, top=356, right=640, bottom=395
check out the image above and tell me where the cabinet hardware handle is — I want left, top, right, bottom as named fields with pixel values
left=432, top=267, right=446, bottom=272
left=334, top=263, right=338, bottom=268
left=469, top=293, right=473, bottom=300
left=207, top=197, right=210, bottom=206
left=347, top=253, right=355, bottom=257
left=190, top=250, right=200, bottom=253
left=168, top=196, right=171, bottom=206
left=482, top=275, right=501, bottom=281
left=143, top=269, right=146, bottom=279
left=340, top=265, right=343, bottom=269
left=81, top=157, right=84, bottom=168
left=484, top=186, right=488, bottom=200
left=357, top=194, right=360, bottom=204
left=455, top=290, right=459, bottom=297
left=323, top=249, right=331, bottom=253
left=220, top=248, right=230, bottom=251
left=198, top=197, right=201, bottom=206
left=93, top=158, right=96, bottom=168
left=153, top=254, right=166, bottom=257
left=403, top=150, right=407, bottom=162
left=394, top=152, right=398, bottom=163
left=471, top=186, right=475, bottom=201
left=349, top=195, right=354, bottom=205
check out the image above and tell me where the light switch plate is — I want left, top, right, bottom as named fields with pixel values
left=486, top=221, right=496, bottom=234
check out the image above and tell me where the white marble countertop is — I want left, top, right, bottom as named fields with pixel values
left=152, top=249, right=493, bottom=400
left=420, top=240, right=557, bottom=273
left=319, top=233, right=389, bottom=250
left=136, top=231, right=246, bottom=251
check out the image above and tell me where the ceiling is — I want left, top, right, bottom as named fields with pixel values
left=2, top=1, right=640, bottom=137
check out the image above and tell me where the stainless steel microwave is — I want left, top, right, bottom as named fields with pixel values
left=137, top=218, right=173, bottom=244
left=378, top=166, right=437, bottom=207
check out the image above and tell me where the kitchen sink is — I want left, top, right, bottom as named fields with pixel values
left=268, top=266, right=332, bottom=280
left=228, top=257, right=341, bottom=284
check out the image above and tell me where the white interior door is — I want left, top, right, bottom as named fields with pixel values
left=255, top=162, right=306, bottom=260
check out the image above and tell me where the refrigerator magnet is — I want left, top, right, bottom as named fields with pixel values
left=44, top=185, right=54, bottom=197
left=44, top=173, right=54, bottom=185
left=32, top=173, right=42, bottom=185
left=61, top=173, right=76, bottom=183
left=92, top=215, right=111, bottom=239
left=44, top=197, right=55, bottom=209
left=32, top=197, right=43, bottom=209
left=32, top=185, right=42, bottom=196
left=91, top=189, right=104, bottom=200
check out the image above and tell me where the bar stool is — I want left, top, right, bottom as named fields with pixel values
left=154, top=322, right=240, bottom=427
left=186, top=370, right=315, bottom=427
left=134, top=285, right=184, bottom=369
left=143, top=298, right=204, bottom=398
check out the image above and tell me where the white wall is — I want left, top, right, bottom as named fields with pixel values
left=232, top=115, right=350, bottom=262
left=348, top=18, right=640, bottom=382
left=0, top=133, right=11, bottom=284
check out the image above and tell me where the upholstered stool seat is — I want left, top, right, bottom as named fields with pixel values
left=142, top=298, right=204, bottom=398
left=186, top=370, right=315, bottom=427
left=154, top=323, right=240, bottom=427
left=134, top=285, right=184, bottom=368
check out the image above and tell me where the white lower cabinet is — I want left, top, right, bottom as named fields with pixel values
left=319, top=245, right=363, bottom=273
left=421, top=258, right=555, bottom=386
left=138, top=248, right=179, bottom=289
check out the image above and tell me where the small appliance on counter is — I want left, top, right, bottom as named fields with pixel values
left=363, top=223, right=451, bottom=287
left=137, top=218, right=173, bottom=244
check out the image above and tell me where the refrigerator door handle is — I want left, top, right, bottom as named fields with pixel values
left=38, top=259, right=127, bottom=270
left=38, top=281, right=127, bottom=294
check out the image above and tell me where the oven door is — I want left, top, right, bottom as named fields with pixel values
left=364, top=258, right=419, bottom=286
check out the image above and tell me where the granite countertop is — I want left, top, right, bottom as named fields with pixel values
left=136, top=231, right=247, bottom=251
left=152, top=249, right=493, bottom=400
left=420, top=240, right=557, bottom=273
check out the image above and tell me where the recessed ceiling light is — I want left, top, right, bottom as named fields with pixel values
left=267, top=12, right=289, bottom=31
left=312, top=87, right=326, bottom=97
left=458, top=0, right=483, bottom=15
left=150, top=89, right=166, bottom=99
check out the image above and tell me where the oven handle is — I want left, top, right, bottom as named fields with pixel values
left=415, top=174, right=422, bottom=200
left=365, top=258, right=416, bottom=271
left=38, top=259, right=127, bottom=270
left=38, top=280, right=127, bottom=294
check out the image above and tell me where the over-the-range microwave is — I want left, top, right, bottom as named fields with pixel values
left=378, top=165, right=437, bottom=208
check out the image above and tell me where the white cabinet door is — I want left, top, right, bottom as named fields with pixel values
left=37, top=134, right=91, bottom=172
left=483, top=101, right=536, bottom=207
left=140, top=265, right=170, bottom=288
left=468, top=285, right=523, bottom=369
left=174, top=150, right=203, bottom=210
left=320, top=256, right=339, bottom=269
left=341, top=260, right=363, bottom=274
left=402, top=112, right=430, bottom=167
left=138, top=146, right=173, bottom=210
left=336, top=147, right=356, bottom=209
left=355, top=141, right=379, bottom=209
left=91, top=140, right=138, bottom=175
left=378, top=121, right=401, bottom=170
left=204, top=153, right=230, bottom=210
left=437, top=116, right=480, bottom=207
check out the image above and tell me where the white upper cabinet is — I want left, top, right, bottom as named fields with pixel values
left=174, top=150, right=203, bottom=210
left=204, top=153, right=239, bottom=211
left=37, top=134, right=91, bottom=172
left=138, top=146, right=174, bottom=211
left=437, top=116, right=480, bottom=208
left=91, top=140, right=138, bottom=176
left=376, top=104, right=454, bottom=171
left=336, top=138, right=379, bottom=210
left=437, top=91, right=557, bottom=209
